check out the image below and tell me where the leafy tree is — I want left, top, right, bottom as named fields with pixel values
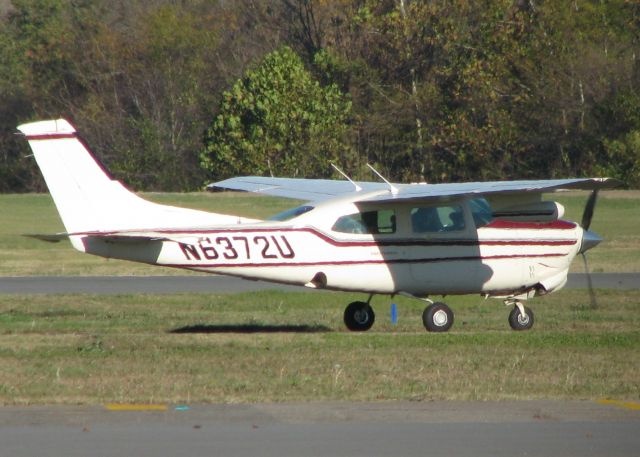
left=336, top=0, right=640, bottom=183
left=201, top=46, right=352, bottom=180
left=76, top=3, right=223, bottom=190
left=0, top=0, right=91, bottom=191
left=600, top=131, right=640, bottom=187
left=595, top=91, right=640, bottom=186
left=2, top=0, right=640, bottom=192
left=0, top=1, right=250, bottom=191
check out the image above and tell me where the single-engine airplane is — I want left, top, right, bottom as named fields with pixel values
left=19, top=119, right=620, bottom=332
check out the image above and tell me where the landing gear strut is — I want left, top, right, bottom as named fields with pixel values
left=422, top=302, right=454, bottom=332
left=342, top=295, right=533, bottom=332
left=344, top=298, right=375, bottom=331
left=507, top=301, right=534, bottom=331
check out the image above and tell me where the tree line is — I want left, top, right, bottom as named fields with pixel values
left=1, top=0, right=639, bottom=192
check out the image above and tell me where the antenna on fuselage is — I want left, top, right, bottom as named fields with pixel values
left=367, top=163, right=398, bottom=195
left=331, top=163, right=362, bottom=192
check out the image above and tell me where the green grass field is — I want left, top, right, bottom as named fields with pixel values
left=0, top=289, right=638, bottom=405
left=0, top=191, right=638, bottom=405
left=0, top=191, right=639, bottom=275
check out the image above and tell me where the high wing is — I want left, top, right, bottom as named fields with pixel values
left=210, top=176, right=388, bottom=201
left=210, top=176, right=621, bottom=203
left=360, top=177, right=622, bottom=204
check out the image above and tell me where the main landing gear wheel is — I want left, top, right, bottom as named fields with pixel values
left=344, top=301, right=375, bottom=331
left=508, top=305, right=534, bottom=331
left=422, top=302, right=454, bottom=332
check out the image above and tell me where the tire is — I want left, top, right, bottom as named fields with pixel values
left=508, top=305, right=534, bottom=331
left=344, top=301, right=375, bottom=331
left=422, top=302, right=454, bottom=332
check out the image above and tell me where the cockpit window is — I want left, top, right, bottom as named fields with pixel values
left=332, top=209, right=396, bottom=234
left=411, top=205, right=465, bottom=233
left=468, top=198, right=493, bottom=228
left=268, top=205, right=314, bottom=221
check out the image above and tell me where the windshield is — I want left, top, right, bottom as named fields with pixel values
left=268, top=205, right=314, bottom=221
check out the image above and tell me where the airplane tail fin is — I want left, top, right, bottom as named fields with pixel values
left=18, top=119, right=255, bottom=239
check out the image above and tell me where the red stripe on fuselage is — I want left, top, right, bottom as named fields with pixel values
left=168, top=253, right=567, bottom=269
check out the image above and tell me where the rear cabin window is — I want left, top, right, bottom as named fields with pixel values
left=332, top=209, right=396, bottom=234
left=411, top=205, right=465, bottom=233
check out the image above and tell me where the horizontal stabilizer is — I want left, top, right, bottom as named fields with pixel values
left=24, top=233, right=69, bottom=243
left=25, top=230, right=203, bottom=246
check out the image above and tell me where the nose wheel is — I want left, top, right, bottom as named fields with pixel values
left=422, top=302, right=454, bottom=332
left=508, top=303, right=534, bottom=331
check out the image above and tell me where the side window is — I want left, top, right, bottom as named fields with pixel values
left=332, top=209, right=396, bottom=234
left=468, top=198, right=493, bottom=228
left=411, top=205, right=465, bottom=233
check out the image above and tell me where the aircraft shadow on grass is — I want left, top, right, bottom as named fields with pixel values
left=169, top=323, right=333, bottom=334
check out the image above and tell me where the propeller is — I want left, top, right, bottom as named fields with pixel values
left=579, top=189, right=600, bottom=309
left=581, top=189, right=599, bottom=231
left=581, top=249, right=597, bottom=309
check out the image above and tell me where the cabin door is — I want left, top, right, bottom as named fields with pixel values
left=407, top=202, right=483, bottom=293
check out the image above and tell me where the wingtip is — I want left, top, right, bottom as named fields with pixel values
left=586, top=177, right=624, bottom=190
left=602, top=177, right=624, bottom=188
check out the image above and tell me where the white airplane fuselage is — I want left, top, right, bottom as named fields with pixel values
left=73, top=193, right=582, bottom=299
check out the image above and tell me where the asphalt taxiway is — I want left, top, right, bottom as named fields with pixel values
left=1, top=401, right=638, bottom=457
left=0, top=272, right=638, bottom=294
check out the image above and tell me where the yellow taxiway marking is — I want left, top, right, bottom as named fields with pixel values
left=597, top=399, right=640, bottom=411
left=105, top=403, right=167, bottom=411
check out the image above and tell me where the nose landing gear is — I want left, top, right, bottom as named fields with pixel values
left=507, top=300, right=535, bottom=331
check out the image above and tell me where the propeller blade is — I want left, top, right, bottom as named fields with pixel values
left=581, top=252, right=597, bottom=309
left=581, top=189, right=599, bottom=231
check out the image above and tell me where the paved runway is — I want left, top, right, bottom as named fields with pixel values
left=1, top=401, right=638, bottom=457
left=0, top=274, right=301, bottom=294
left=0, top=273, right=638, bottom=294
